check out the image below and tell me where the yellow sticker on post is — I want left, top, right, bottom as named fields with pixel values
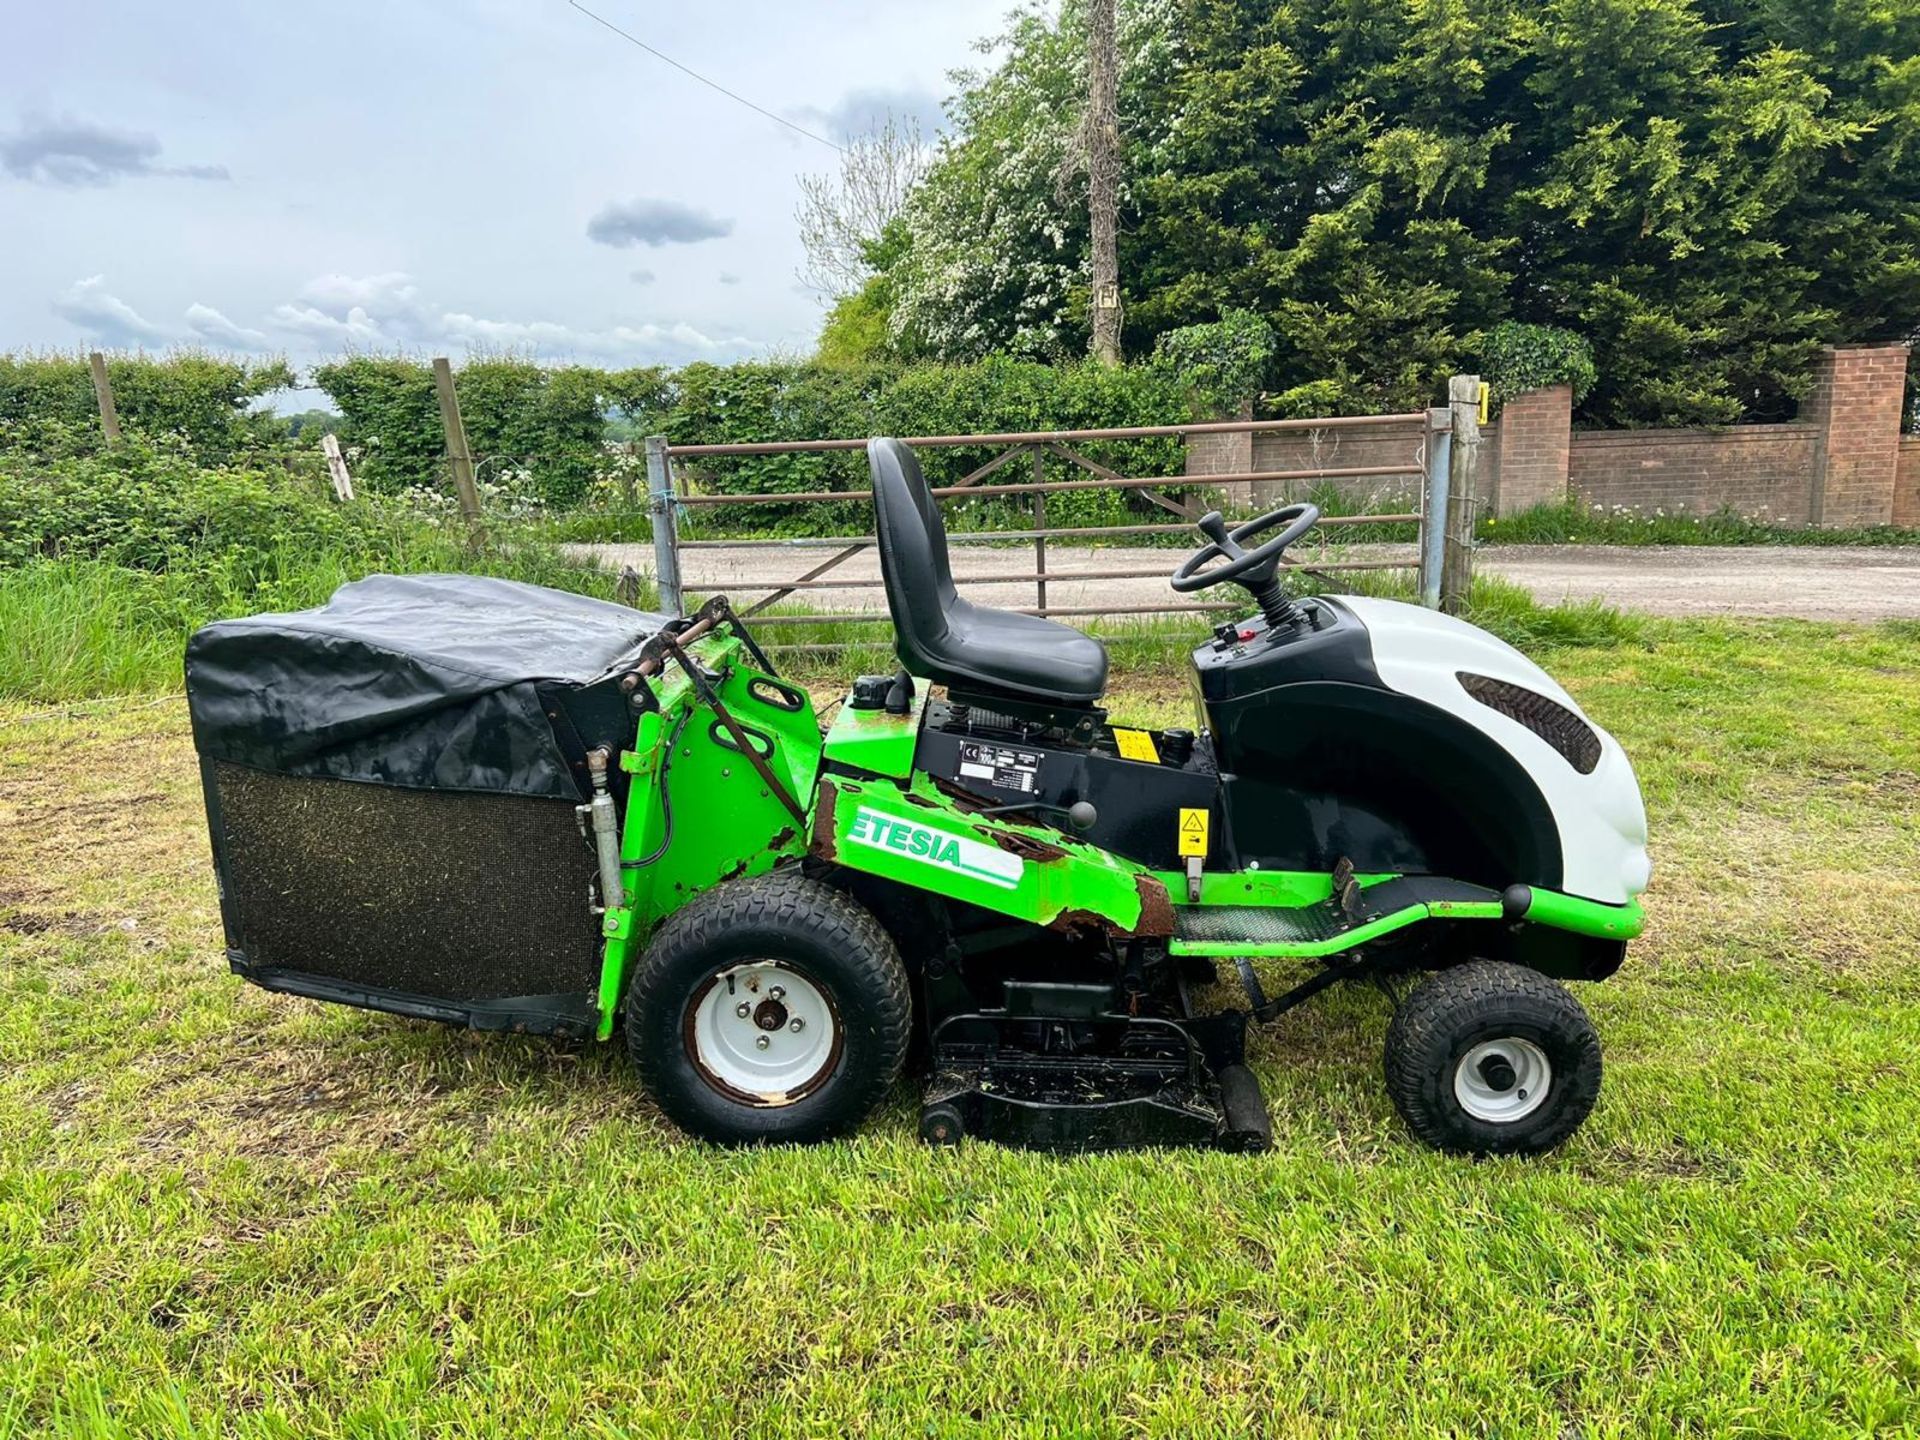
left=1112, top=728, right=1159, bottom=764
left=1177, top=806, right=1209, bottom=858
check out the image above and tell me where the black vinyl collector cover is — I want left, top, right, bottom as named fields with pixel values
left=185, top=573, right=667, bottom=799
left=186, top=575, right=671, bottom=1035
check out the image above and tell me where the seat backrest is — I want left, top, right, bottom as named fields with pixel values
left=868, top=437, right=956, bottom=664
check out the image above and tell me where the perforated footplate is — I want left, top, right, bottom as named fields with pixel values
left=1174, top=900, right=1350, bottom=946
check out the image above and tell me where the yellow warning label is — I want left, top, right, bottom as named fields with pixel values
left=1112, top=728, right=1159, bottom=764
left=1177, top=807, right=1209, bottom=858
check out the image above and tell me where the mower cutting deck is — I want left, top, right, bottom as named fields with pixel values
left=188, top=437, right=1648, bottom=1157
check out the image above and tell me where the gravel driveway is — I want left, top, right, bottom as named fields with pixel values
left=568, top=541, right=1920, bottom=622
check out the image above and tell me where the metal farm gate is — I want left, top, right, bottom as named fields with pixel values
left=635, top=376, right=1483, bottom=648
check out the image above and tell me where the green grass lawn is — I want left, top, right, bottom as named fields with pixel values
left=3, top=618, right=1919, bottom=1437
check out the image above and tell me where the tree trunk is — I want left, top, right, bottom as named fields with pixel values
left=1087, top=0, right=1123, bottom=366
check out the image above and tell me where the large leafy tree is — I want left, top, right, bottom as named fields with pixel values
left=872, top=0, right=1920, bottom=424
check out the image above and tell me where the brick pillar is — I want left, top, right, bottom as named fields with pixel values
left=1491, top=383, right=1572, bottom=517
left=1801, top=343, right=1909, bottom=528
left=1184, top=399, right=1254, bottom=508
left=1897, top=438, right=1920, bottom=529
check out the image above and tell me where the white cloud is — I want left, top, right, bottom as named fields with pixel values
left=184, top=302, right=270, bottom=349
left=256, top=271, right=758, bottom=364
left=51, top=276, right=172, bottom=345
left=298, top=271, right=419, bottom=314
left=268, top=301, right=384, bottom=346
left=48, top=267, right=765, bottom=367
left=629, top=268, right=656, bottom=285
left=1, top=113, right=227, bottom=186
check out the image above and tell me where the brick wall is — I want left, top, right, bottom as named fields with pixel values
left=1183, top=400, right=1255, bottom=506
left=1568, top=425, right=1817, bottom=522
left=1898, top=437, right=1920, bottom=529
left=1180, top=344, right=1913, bottom=527
left=1245, top=419, right=1433, bottom=510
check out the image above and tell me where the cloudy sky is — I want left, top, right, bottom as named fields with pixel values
left=1, top=0, right=1017, bottom=398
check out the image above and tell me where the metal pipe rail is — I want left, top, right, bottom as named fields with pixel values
left=684, top=556, right=1414, bottom=595
left=670, top=463, right=1420, bottom=507
left=664, top=412, right=1426, bottom=457
left=675, top=514, right=1421, bottom=548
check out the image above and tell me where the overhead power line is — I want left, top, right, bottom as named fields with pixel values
left=567, top=0, right=845, bottom=154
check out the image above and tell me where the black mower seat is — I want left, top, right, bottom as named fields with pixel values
left=869, top=437, right=1109, bottom=706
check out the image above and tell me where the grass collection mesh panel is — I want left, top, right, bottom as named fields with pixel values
left=1456, top=673, right=1603, bottom=774
left=210, top=763, right=603, bottom=1002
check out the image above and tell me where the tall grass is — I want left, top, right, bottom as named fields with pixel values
left=0, top=536, right=627, bottom=705
left=1486, top=499, right=1920, bottom=547
left=0, top=563, right=189, bottom=701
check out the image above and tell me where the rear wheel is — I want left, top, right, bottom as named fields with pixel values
left=1384, top=960, right=1601, bottom=1156
left=626, top=870, right=911, bottom=1145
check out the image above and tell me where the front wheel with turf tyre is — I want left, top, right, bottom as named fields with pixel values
left=626, top=871, right=910, bottom=1145
left=1384, top=961, right=1601, bottom=1156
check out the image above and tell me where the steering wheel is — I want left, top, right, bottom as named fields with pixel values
left=1170, top=502, right=1320, bottom=630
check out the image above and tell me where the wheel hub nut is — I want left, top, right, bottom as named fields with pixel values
left=735, top=1001, right=752, bottom=1019
left=789, top=1017, right=804, bottom=1032
left=755, top=1035, right=771, bottom=1051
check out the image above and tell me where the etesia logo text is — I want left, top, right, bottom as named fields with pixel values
left=847, top=806, right=1023, bottom=890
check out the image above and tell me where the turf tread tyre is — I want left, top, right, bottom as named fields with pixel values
left=1385, top=960, right=1601, bottom=1156
left=626, top=869, right=910, bottom=1145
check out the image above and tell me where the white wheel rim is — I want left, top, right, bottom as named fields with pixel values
left=686, top=961, right=840, bottom=1105
left=1453, top=1037, right=1552, bottom=1123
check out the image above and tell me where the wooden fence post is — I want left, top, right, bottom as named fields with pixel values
left=87, top=352, right=121, bottom=442
left=431, top=356, right=486, bottom=545
left=320, top=432, right=355, bottom=501
left=1441, top=373, right=1481, bottom=613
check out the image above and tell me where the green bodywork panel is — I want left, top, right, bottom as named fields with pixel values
left=593, top=633, right=822, bottom=1038
left=813, top=771, right=1165, bottom=935
left=1513, top=888, right=1645, bottom=940
left=1164, top=884, right=1639, bottom=959
left=821, top=689, right=926, bottom=778
left=586, top=647, right=1646, bottom=1036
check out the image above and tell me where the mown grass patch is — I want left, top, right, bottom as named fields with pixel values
left=2, top=619, right=1917, bottom=1436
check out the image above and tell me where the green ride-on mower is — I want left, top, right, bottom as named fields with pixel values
left=187, top=438, right=1649, bottom=1155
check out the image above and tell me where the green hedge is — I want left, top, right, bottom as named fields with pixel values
left=662, top=357, right=1195, bottom=532
left=311, top=356, right=666, bottom=506
left=1478, top=324, right=1598, bottom=411
left=306, top=354, right=1202, bottom=531
left=0, top=352, right=294, bottom=461
left=0, top=349, right=1344, bottom=533
left=0, top=423, right=623, bottom=701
